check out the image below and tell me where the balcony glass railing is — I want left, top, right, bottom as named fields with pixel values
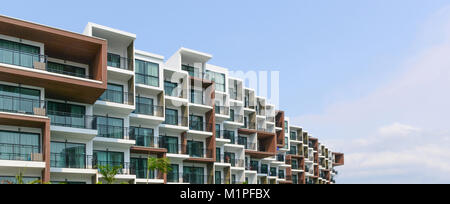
left=215, top=105, right=230, bottom=115
left=223, top=131, right=235, bottom=144
left=0, top=47, right=46, bottom=69
left=97, top=125, right=129, bottom=140
left=134, top=104, right=164, bottom=117
left=107, top=53, right=132, bottom=71
left=48, top=111, right=96, bottom=129
left=189, top=120, right=204, bottom=131
left=158, top=137, right=181, bottom=154
left=164, top=85, right=183, bottom=98
left=50, top=153, right=93, bottom=169
left=0, top=95, right=45, bottom=116
left=136, top=73, right=159, bottom=87
left=129, top=134, right=156, bottom=148
left=167, top=173, right=213, bottom=184
left=0, top=143, right=42, bottom=162
left=93, top=161, right=131, bottom=175
left=99, top=90, right=134, bottom=105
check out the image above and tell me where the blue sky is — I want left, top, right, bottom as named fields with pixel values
left=2, top=0, right=450, bottom=183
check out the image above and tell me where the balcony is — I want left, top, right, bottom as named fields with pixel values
left=96, top=125, right=130, bottom=140
left=226, top=114, right=244, bottom=124
left=215, top=105, right=230, bottom=116
left=135, top=72, right=159, bottom=87
left=133, top=104, right=164, bottom=117
left=223, top=130, right=236, bottom=144
left=0, top=143, right=42, bottom=162
left=93, top=161, right=132, bottom=175
left=167, top=173, right=213, bottom=184
left=99, top=90, right=134, bottom=105
left=129, top=133, right=157, bottom=148
left=186, top=146, right=213, bottom=159
left=246, top=162, right=259, bottom=172
left=107, top=53, right=133, bottom=71
left=189, top=120, right=213, bottom=132
left=277, top=154, right=285, bottom=162
left=50, top=153, right=93, bottom=169
left=48, top=111, right=96, bottom=129
left=164, top=84, right=183, bottom=98
left=0, top=16, right=107, bottom=104
left=0, top=95, right=46, bottom=117
left=158, top=137, right=183, bottom=155
left=163, top=115, right=188, bottom=128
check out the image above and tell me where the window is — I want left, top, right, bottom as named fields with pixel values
left=187, top=141, right=204, bottom=158
left=131, top=157, right=153, bottom=179
left=160, top=136, right=178, bottom=154
left=130, top=127, right=154, bottom=147
left=292, top=175, right=298, bottom=184
left=164, top=109, right=178, bottom=125
left=100, top=83, right=124, bottom=104
left=250, top=161, right=259, bottom=171
left=136, top=59, right=159, bottom=87
left=215, top=171, right=222, bottom=184
left=183, top=166, right=204, bottom=184
left=189, top=115, right=203, bottom=131
left=134, top=96, right=154, bottom=116
left=96, top=116, right=124, bottom=139
left=231, top=174, right=236, bottom=184
left=284, top=136, right=289, bottom=149
left=215, top=124, right=221, bottom=138
left=216, top=148, right=221, bottom=162
left=292, top=159, right=298, bottom=169
left=270, top=167, right=277, bottom=176
left=290, top=132, right=297, bottom=140
left=285, top=121, right=289, bottom=133
left=182, top=65, right=200, bottom=78
left=164, top=81, right=179, bottom=97
left=224, top=152, right=235, bottom=166
left=190, top=89, right=203, bottom=104
left=290, top=146, right=297, bottom=155
left=107, top=53, right=121, bottom=68
left=47, top=61, right=86, bottom=78
left=205, top=70, right=225, bottom=92
left=0, top=130, right=40, bottom=161
left=47, top=101, right=86, bottom=128
left=168, top=164, right=179, bottom=183
left=50, top=142, right=86, bottom=168
left=238, top=136, right=247, bottom=148
left=0, top=39, right=40, bottom=68
left=93, top=151, right=124, bottom=169
left=224, top=131, right=235, bottom=144
left=0, top=84, right=41, bottom=114
left=228, top=109, right=235, bottom=122
left=260, top=164, right=268, bottom=174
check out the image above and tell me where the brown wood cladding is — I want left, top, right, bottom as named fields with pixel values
left=0, top=113, right=51, bottom=183
left=0, top=15, right=107, bottom=104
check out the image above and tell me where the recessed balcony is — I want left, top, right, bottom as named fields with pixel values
left=0, top=16, right=107, bottom=104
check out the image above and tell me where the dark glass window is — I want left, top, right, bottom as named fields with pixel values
left=136, top=59, right=159, bottom=87
left=47, top=61, right=86, bottom=78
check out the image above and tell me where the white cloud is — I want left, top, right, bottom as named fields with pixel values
left=291, top=5, right=450, bottom=184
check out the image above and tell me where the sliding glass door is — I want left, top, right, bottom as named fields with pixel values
left=50, top=142, right=86, bottom=168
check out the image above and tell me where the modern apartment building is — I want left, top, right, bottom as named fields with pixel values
left=0, top=15, right=344, bottom=184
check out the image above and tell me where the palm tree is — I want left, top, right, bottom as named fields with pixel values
left=98, top=164, right=123, bottom=184
left=146, top=157, right=171, bottom=184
